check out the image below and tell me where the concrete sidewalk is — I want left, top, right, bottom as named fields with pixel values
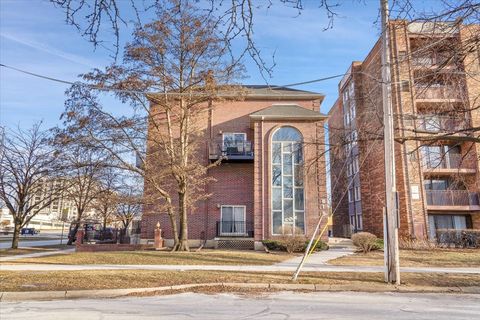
left=0, top=248, right=75, bottom=262
left=2, top=262, right=479, bottom=274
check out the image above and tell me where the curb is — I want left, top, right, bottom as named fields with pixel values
left=2, top=283, right=480, bottom=302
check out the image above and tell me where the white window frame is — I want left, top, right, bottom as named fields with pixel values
left=220, top=205, right=246, bottom=236
left=348, top=188, right=354, bottom=203
left=356, top=214, right=363, bottom=230
left=354, top=186, right=361, bottom=201
left=270, top=127, right=305, bottom=236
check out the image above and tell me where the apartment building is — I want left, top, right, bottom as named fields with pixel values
left=0, top=178, right=90, bottom=230
left=329, top=21, right=480, bottom=240
left=141, top=86, right=329, bottom=249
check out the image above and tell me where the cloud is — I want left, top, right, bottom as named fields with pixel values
left=0, top=32, right=97, bottom=68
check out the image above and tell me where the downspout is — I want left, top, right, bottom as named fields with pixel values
left=205, top=99, right=213, bottom=242
left=261, top=116, right=265, bottom=241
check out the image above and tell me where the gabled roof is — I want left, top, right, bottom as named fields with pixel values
left=249, top=104, right=327, bottom=121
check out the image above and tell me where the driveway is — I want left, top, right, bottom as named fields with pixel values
left=1, top=291, right=478, bottom=320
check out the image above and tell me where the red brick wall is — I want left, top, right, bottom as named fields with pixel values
left=142, top=98, right=328, bottom=242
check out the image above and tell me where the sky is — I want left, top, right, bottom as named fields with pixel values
left=0, top=0, right=441, bottom=130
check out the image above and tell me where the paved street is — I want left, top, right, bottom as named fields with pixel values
left=0, top=239, right=65, bottom=249
left=2, top=291, right=479, bottom=320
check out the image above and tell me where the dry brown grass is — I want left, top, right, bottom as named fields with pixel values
left=4, top=249, right=294, bottom=266
left=329, top=249, right=480, bottom=267
left=1, top=270, right=479, bottom=292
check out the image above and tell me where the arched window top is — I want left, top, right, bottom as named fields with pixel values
left=272, top=126, right=302, bottom=142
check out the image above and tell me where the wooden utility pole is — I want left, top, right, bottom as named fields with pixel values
left=380, top=0, right=400, bottom=284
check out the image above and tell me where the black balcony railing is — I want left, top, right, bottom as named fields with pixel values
left=216, top=221, right=254, bottom=237
left=209, top=140, right=254, bottom=161
left=425, top=190, right=480, bottom=207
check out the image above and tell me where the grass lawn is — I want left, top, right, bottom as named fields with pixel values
left=1, top=270, right=479, bottom=292
left=329, top=249, right=480, bottom=267
left=0, top=245, right=71, bottom=257
left=4, top=249, right=295, bottom=265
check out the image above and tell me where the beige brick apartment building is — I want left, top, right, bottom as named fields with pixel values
left=329, top=21, right=480, bottom=240
left=142, top=86, right=329, bottom=249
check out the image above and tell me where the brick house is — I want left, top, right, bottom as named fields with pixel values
left=141, top=86, right=329, bottom=249
left=329, top=21, right=480, bottom=239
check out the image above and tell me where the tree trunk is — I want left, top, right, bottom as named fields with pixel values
left=166, top=203, right=180, bottom=251
left=176, top=191, right=189, bottom=251
left=102, top=216, right=107, bottom=241
left=11, top=222, right=21, bottom=249
left=67, top=221, right=80, bottom=245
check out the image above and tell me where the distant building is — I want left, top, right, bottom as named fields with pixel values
left=0, top=178, right=93, bottom=230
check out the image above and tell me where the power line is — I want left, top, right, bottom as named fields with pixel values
left=0, top=63, right=346, bottom=96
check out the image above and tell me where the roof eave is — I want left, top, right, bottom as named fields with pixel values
left=249, top=115, right=328, bottom=121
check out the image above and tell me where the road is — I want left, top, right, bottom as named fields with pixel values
left=1, top=291, right=478, bottom=320
left=0, top=239, right=65, bottom=249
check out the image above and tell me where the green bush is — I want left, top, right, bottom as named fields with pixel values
left=351, top=232, right=378, bottom=253
left=372, top=238, right=384, bottom=251
left=262, top=239, right=328, bottom=253
left=304, top=240, right=329, bottom=251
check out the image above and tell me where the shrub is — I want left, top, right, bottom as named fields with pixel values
left=436, top=229, right=480, bottom=248
left=304, top=240, right=329, bottom=252
left=399, top=237, right=438, bottom=250
left=372, top=238, right=384, bottom=251
left=351, top=232, right=378, bottom=253
left=263, top=239, right=329, bottom=253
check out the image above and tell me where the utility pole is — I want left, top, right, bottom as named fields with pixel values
left=380, top=0, right=400, bottom=284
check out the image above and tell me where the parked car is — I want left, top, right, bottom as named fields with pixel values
left=21, top=228, right=39, bottom=235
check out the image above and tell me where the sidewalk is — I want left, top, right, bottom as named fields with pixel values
left=0, top=248, right=75, bottom=262
left=2, top=262, right=479, bottom=274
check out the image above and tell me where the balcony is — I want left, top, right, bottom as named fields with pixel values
left=416, top=115, right=469, bottom=135
left=209, top=140, right=254, bottom=162
left=425, top=190, right=480, bottom=211
left=422, top=153, right=477, bottom=175
left=411, top=55, right=457, bottom=70
left=415, top=85, right=463, bottom=101
left=216, top=221, right=254, bottom=237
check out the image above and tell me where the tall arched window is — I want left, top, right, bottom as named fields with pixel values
left=271, top=126, right=304, bottom=235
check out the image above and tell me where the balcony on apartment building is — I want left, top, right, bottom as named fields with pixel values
left=425, top=190, right=480, bottom=211
left=209, top=139, right=254, bottom=162
left=415, top=114, right=469, bottom=135
left=422, top=152, right=477, bottom=175
left=414, top=85, right=464, bottom=102
left=411, top=54, right=457, bottom=70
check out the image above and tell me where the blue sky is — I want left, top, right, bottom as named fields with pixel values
left=0, top=0, right=440, bottom=129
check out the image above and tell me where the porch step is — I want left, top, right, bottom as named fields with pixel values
left=215, top=238, right=254, bottom=250
left=328, top=237, right=356, bottom=249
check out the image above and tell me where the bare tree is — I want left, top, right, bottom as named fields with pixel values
left=0, top=124, right=63, bottom=249
left=55, top=145, right=108, bottom=245
left=57, top=0, right=244, bottom=251
left=92, top=168, right=119, bottom=233
left=115, top=182, right=143, bottom=241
